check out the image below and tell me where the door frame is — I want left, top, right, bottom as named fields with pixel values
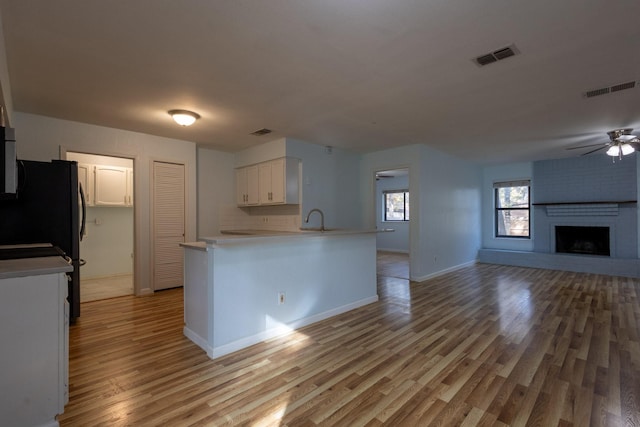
left=371, top=165, right=412, bottom=279
left=61, top=148, right=139, bottom=296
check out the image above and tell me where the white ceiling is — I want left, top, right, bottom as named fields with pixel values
left=1, top=0, right=638, bottom=164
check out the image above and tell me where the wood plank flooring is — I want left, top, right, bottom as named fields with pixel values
left=59, top=260, right=640, bottom=426
left=81, top=274, right=134, bottom=302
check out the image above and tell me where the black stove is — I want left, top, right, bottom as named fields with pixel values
left=0, top=244, right=66, bottom=261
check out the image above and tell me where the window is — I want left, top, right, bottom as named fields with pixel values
left=495, top=180, right=530, bottom=238
left=384, top=190, right=409, bottom=221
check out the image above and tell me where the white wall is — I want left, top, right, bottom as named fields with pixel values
left=481, top=162, right=533, bottom=251
left=79, top=207, right=134, bottom=278
left=13, top=112, right=197, bottom=295
left=197, top=147, right=235, bottom=237
left=376, top=175, right=409, bottom=252
left=361, top=144, right=482, bottom=281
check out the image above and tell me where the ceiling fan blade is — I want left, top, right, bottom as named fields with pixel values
left=566, top=143, right=606, bottom=150
left=581, top=145, right=607, bottom=156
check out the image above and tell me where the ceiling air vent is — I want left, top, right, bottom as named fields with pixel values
left=473, top=44, right=519, bottom=67
left=250, top=128, right=272, bottom=136
left=611, top=81, right=636, bottom=93
left=584, top=81, right=636, bottom=98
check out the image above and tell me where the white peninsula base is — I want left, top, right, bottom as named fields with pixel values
left=181, top=231, right=378, bottom=359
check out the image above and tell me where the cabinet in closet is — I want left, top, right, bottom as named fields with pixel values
left=77, top=163, right=95, bottom=206
left=94, top=165, right=128, bottom=206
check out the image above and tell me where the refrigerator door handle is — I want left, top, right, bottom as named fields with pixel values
left=79, top=181, right=87, bottom=241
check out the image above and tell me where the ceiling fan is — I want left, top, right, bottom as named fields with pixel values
left=567, top=128, right=640, bottom=158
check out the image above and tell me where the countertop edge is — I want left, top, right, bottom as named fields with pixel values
left=195, top=229, right=381, bottom=246
left=0, top=256, right=74, bottom=280
left=180, top=242, right=209, bottom=251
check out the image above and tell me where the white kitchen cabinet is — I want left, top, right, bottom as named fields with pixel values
left=94, top=165, right=128, bottom=206
left=126, top=167, right=134, bottom=206
left=239, top=158, right=299, bottom=207
left=236, top=165, right=259, bottom=206
left=0, top=266, right=69, bottom=427
left=77, top=163, right=95, bottom=206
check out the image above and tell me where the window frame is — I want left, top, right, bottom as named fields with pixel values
left=383, top=189, right=410, bottom=222
left=494, top=180, right=530, bottom=239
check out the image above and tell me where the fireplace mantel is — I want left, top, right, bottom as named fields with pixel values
left=532, top=200, right=636, bottom=206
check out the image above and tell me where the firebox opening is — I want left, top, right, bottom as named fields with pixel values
left=555, top=226, right=610, bottom=256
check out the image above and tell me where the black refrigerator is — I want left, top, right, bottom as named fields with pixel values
left=0, top=159, right=84, bottom=320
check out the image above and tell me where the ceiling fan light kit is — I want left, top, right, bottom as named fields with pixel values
left=568, top=128, right=639, bottom=160
left=605, top=128, right=639, bottom=159
left=605, top=143, right=634, bottom=157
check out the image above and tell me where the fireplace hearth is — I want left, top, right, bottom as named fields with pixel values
left=555, top=226, right=610, bottom=256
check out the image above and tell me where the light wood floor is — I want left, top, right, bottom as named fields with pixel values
left=59, top=260, right=640, bottom=426
left=81, top=274, right=134, bottom=302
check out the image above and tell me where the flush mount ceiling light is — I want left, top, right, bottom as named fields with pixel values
left=168, top=109, right=200, bottom=126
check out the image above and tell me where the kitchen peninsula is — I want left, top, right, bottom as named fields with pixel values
left=181, top=229, right=378, bottom=359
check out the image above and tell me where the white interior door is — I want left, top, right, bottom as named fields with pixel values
left=153, top=161, right=185, bottom=291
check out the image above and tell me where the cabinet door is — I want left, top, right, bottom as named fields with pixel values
left=94, top=165, right=127, bottom=206
left=236, top=168, right=248, bottom=206
left=77, top=163, right=94, bottom=206
left=246, top=165, right=259, bottom=205
left=258, top=162, right=272, bottom=203
left=126, top=168, right=134, bottom=206
left=269, top=158, right=285, bottom=204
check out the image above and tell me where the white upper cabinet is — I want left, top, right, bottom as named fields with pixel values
left=236, top=165, right=259, bottom=206
left=77, top=163, right=94, bottom=206
left=126, top=168, right=134, bottom=206
left=237, top=158, right=299, bottom=207
left=94, top=165, right=128, bottom=206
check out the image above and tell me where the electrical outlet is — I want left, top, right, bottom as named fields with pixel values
left=278, top=292, right=285, bottom=305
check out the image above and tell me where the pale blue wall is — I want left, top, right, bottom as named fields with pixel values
left=418, top=145, right=482, bottom=279
left=480, top=155, right=640, bottom=276
left=481, top=162, right=534, bottom=251
left=362, top=144, right=482, bottom=281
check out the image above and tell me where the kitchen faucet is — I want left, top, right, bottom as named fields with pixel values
left=304, top=208, right=325, bottom=231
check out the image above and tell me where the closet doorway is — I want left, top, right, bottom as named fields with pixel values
left=67, top=152, right=135, bottom=302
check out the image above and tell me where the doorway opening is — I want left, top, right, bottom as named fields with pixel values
left=67, top=152, right=135, bottom=302
left=374, top=168, right=410, bottom=279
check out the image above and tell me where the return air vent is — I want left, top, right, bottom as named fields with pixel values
left=250, top=128, right=273, bottom=136
left=584, top=81, right=636, bottom=98
left=473, top=44, right=519, bottom=67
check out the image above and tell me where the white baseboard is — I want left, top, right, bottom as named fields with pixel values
left=138, top=287, right=154, bottom=296
left=183, top=326, right=214, bottom=358
left=189, top=295, right=379, bottom=360
left=377, top=248, right=409, bottom=254
left=411, top=260, right=476, bottom=282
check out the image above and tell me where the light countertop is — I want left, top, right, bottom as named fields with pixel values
left=181, top=228, right=385, bottom=248
left=0, top=256, right=73, bottom=280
